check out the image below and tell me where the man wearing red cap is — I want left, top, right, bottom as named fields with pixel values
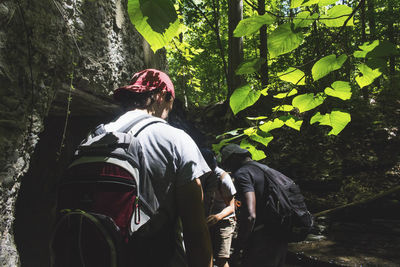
left=108, top=69, right=213, bottom=267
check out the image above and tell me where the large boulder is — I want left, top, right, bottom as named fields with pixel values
left=0, top=0, right=166, bottom=266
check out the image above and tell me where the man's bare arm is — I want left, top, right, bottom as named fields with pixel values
left=235, top=191, right=256, bottom=249
left=177, top=178, right=213, bottom=267
left=206, top=196, right=235, bottom=226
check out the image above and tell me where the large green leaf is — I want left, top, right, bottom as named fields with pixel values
left=273, top=89, right=298, bottom=99
left=291, top=0, right=304, bottom=8
left=278, top=67, right=306, bottom=85
left=324, top=81, right=352, bottom=100
left=280, top=115, right=303, bottom=131
left=320, top=5, right=354, bottom=27
left=302, top=0, right=320, bottom=6
left=318, top=0, right=337, bottom=6
left=355, top=64, right=382, bottom=88
left=310, top=110, right=351, bottom=135
left=236, top=58, right=266, bottom=75
left=240, top=139, right=266, bottom=160
left=233, top=14, right=275, bottom=37
left=128, top=0, right=181, bottom=52
left=267, top=23, right=304, bottom=58
left=249, top=132, right=274, bottom=147
left=230, top=84, right=261, bottom=115
left=212, top=133, right=244, bottom=154
left=259, top=118, right=284, bottom=133
left=367, top=40, right=399, bottom=58
left=292, top=93, right=326, bottom=112
left=293, top=11, right=319, bottom=29
left=312, top=54, right=348, bottom=81
left=272, top=105, right=294, bottom=112
left=354, top=40, right=380, bottom=58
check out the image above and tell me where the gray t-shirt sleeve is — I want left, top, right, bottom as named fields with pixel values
left=174, top=130, right=211, bottom=187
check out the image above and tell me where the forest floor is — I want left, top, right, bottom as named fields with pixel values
left=286, top=219, right=400, bottom=266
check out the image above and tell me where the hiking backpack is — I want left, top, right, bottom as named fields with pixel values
left=50, top=114, right=166, bottom=267
left=246, top=161, right=313, bottom=242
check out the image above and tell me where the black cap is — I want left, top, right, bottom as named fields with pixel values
left=220, top=144, right=250, bottom=164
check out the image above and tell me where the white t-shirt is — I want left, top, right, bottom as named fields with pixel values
left=210, top=167, right=236, bottom=219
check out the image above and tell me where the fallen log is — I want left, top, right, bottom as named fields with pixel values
left=313, top=185, right=400, bottom=218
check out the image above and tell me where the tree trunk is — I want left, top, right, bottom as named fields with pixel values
left=367, top=0, right=376, bottom=40
left=258, top=0, right=268, bottom=88
left=387, top=0, right=395, bottom=79
left=228, top=0, right=244, bottom=97
left=360, top=0, right=366, bottom=42
left=360, top=0, right=369, bottom=100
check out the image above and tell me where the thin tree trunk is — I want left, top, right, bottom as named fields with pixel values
left=360, top=0, right=369, bottom=100
left=258, top=0, right=268, bottom=88
left=387, top=0, right=395, bottom=78
left=228, top=0, right=244, bottom=96
left=360, top=0, right=366, bottom=42
left=367, top=0, right=376, bottom=40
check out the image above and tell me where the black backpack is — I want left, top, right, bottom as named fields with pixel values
left=50, top=114, right=173, bottom=267
left=246, top=161, right=313, bottom=242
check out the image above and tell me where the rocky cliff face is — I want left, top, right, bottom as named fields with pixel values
left=0, top=0, right=165, bottom=266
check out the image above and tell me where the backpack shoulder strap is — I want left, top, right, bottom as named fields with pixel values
left=117, top=113, right=166, bottom=135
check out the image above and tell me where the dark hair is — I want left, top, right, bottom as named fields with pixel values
left=116, top=88, right=173, bottom=111
left=200, top=148, right=217, bottom=171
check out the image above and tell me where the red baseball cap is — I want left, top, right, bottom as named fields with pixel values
left=114, top=69, right=175, bottom=101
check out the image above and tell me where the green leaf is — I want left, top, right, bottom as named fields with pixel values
left=291, top=0, right=304, bottom=8
left=366, top=58, right=387, bottom=70
left=354, top=40, right=380, bottom=58
left=233, top=14, right=275, bottom=37
left=310, top=110, right=351, bottom=135
left=292, top=93, right=326, bottom=112
left=230, top=84, right=261, bottom=115
left=273, top=89, right=298, bottom=99
left=240, top=139, right=266, bottom=160
left=302, top=0, right=320, bottom=6
left=324, top=81, right=352, bottom=100
left=278, top=67, right=306, bottom=85
left=212, top=134, right=243, bottom=154
left=247, top=116, right=268, bottom=120
left=272, top=105, right=294, bottom=112
left=128, top=0, right=181, bottom=52
left=236, top=58, right=266, bottom=75
left=244, top=127, right=257, bottom=136
left=293, top=11, right=318, bottom=29
left=267, top=23, right=304, bottom=58
left=312, top=54, right=348, bottom=81
left=318, top=0, right=337, bottom=6
left=320, top=5, right=354, bottom=27
left=216, top=128, right=243, bottom=139
left=367, top=40, right=399, bottom=58
left=260, top=88, right=269, bottom=96
left=280, top=115, right=303, bottom=131
left=249, top=132, right=274, bottom=147
left=259, top=118, right=285, bottom=133
left=355, top=64, right=382, bottom=88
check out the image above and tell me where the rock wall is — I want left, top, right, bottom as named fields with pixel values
left=0, top=0, right=166, bottom=266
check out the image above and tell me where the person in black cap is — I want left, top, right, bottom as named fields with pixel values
left=220, top=144, right=287, bottom=267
